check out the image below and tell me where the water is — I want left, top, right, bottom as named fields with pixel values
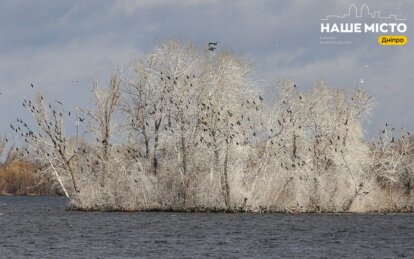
left=0, top=196, right=413, bottom=258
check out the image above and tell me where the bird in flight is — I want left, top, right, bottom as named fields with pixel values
left=31, top=83, right=34, bottom=88
left=360, top=78, right=364, bottom=84
left=208, top=42, right=219, bottom=46
left=208, top=47, right=216, bottom=51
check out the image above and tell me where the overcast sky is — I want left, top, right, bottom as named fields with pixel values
left=0, top=0, right=413, bottom=141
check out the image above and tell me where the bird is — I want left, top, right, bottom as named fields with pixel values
left=208, top=47, right=216, bottom=51
left=360, top=78, right=364, bottom=84
left=293, top=83, right=297, bottom=88
left=79, top=117, right=85, bottom=122
left=30, top=83, right=34, bottom=88
left=55, top=100, right=63, bottom=105
left=208, top=42, right=219, bottom=46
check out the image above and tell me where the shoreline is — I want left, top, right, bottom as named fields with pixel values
left=2, top=195, right=414, bottom=213
left=69, top=205, right=414, bottom=214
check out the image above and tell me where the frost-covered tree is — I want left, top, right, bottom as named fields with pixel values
left=244, top=81, right=374, bottom=212
left=121, top=41, right=261, bottom=210
left=369, top=127, right=414, bottom=209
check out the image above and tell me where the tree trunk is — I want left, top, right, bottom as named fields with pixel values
left=153, top=119, right=161, bottom=175
left=221, top=142, right=231, bottom=210
left=179, top=114, right=189, bottom=207
left=343, top=184, right=364, bottom=211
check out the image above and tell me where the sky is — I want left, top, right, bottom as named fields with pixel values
left=0, top=0, right=413, bottom=143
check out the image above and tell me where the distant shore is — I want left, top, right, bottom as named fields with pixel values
left=0, top=160, right=58, bottom=196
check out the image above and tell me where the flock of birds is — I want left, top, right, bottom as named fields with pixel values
left=2, top=42, right=407, bottom=183
left=6, top=76, right=391, bottom=175
left=12, top=70, right=259, bottom=175
left=7, top=82, right=88, bottom=161
left=131, top=69, right=265, bottom=152
left=122, top=72, right=363, bottom=177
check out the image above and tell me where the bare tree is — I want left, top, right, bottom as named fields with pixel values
left=244, top=81, right=374, bottom=212
left=81, top=74, right=122, bottom=187
left=17, top=94, right=78, bottom=198
left=370, top=126, right=414, bottom=208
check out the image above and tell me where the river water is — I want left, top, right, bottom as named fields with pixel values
left=0, top=196, right=413, bottom=258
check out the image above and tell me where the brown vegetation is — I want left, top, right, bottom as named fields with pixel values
left=0, top=160, right=58, bottom=195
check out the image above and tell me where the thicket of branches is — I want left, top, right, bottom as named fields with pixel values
left=12, top=40, right=414, bottom=212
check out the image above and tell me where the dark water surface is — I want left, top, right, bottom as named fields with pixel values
left=1, top=196, right=414, bottom=258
